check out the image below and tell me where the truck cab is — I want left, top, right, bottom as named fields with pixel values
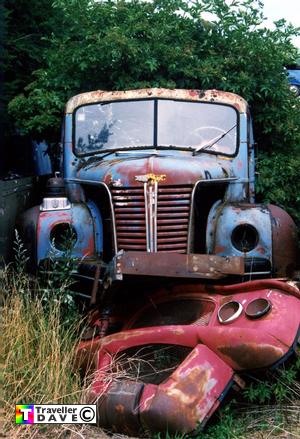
left=20, top=88, right=297, bottom=284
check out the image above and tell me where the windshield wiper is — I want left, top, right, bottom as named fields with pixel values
left=78, top=147, right=163, bottom=170
left=192, top=125, right=237, bottom=156
left=78, top=150, right=120, bottom=170
left=78, top=145, right=197, bottom=169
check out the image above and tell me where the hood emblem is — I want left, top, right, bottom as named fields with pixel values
left=135, top=173, right=166, bottom=183
left=112, top=178, right=123, bottom=187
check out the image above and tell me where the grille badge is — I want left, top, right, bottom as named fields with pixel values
left=135, top=173, right=166, bottom=183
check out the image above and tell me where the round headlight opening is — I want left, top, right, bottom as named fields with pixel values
left=231, top=224, right=259, bottom=252
left=50, top=223, right=77, bottom=251
left=218, top=301, right=243, bottom=324
left=245, top=298, right=271, bottom=319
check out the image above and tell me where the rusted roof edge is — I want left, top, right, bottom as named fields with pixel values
left=65, top=88, right=248, bottom=114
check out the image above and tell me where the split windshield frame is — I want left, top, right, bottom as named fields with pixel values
left=72, top=98, right=240, bottom=158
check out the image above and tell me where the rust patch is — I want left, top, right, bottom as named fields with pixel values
left=142, top=368, right=212, bottom=432
left=101, top=328, right=153, bottom=344
left=97, top=380, right=144, bottom=435
left=115, top=404, right=125, bottom=413
left=219, top=295, right=233, bottom=305
left=166, top=367, right=208, bottom=404
left=66, top=88, right=248, bottom=114
left=256, top=246, right=266, bottom=255
left=141, top=388, right=197, bottom=432
left=218, top=344, right=284, bottom=369
left=135, top=173, right=166, bottom=183
left=172, top=328, right=185, bottom=335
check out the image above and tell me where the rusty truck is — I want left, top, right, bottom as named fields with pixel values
left=19, top=88, right=300, bottom=435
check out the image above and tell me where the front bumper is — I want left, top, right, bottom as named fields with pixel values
left=110, top=250, right=245, bottom=280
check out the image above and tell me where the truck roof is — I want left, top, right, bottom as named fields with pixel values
left=65, top=88, right=248, bottom=114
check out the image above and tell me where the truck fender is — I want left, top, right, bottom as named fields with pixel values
left=206, top=202, right=298, bottom=276
left=19, top=201, right=103, bottom=265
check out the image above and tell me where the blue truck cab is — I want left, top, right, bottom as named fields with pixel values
left=18, top=88, right=298, bottom=288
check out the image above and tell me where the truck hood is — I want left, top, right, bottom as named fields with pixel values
left=76, top=153, right=235, bottom=186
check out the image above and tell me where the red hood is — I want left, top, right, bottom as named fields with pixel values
left=76, top=153, right=234, bottom=186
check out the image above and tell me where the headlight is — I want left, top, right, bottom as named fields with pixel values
left=245, top=298, right=271, bottom=319
left=50, top=223, right=77, bottom=251
left=231, top=224, right=259, bottom=252
left=218, top=301, right=243, bottom=324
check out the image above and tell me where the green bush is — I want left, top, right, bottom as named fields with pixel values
left=5, top=0, right=300, bottom=221
left=6, top=0, right=300, bottom=144
left=256, top=151, right=300, bottom=224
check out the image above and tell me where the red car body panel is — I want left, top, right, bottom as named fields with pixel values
left=77, top=279, right=300, bottom=434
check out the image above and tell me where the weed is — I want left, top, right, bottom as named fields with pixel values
left=198, top=403, right=246, bottom=439
left=13, top=229, right=29, bottom=275
left=37, top=225, right=78, bottom=323
left=12, top=225, right=79, bottom=323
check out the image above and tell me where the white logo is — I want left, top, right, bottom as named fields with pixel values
left=17, top=404, right=97, bottom=424
left=19, top=407, right=33, bottom=421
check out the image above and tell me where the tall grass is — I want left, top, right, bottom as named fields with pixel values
left=0, top=267, right=107, bottom=439
left=0, top=266, right=93, bottom=438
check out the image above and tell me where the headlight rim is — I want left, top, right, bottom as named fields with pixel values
left=218, top=300, right=243, bottom=324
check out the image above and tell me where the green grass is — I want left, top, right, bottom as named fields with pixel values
left=0, top=266, right=88, bottom=438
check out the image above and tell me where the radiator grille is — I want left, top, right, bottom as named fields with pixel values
left=157, top=186, right=192, bottom=252
left=111, top=185, right=193, bottom=253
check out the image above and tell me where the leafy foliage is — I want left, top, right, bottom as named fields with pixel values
left=244, top=358, right=300, bottom=404
left=7, top=0, right=300, bottom=139
left=4, top=0, right=300, bottom=220
left=200, top=403, right=245, bottom=439
left=4, top=0, right=61, bottom=104
left=256, top=151, right=300, bottom=224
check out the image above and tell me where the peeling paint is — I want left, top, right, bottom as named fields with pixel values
left=66, top=88, right=248, bottom=114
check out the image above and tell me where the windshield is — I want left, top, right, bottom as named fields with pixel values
left=74, top=99, right=238, bottom=156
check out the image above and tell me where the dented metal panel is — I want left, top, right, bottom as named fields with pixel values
left=207, top=203, right=272, bottom=262
left=268, top=204, right=298, bottom=277
left=77, top=279, right=300, bottom=435
left=94, top=345, right=234, bottom=435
